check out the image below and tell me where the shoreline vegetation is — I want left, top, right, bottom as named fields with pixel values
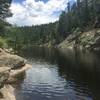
left=0, top=48, right=31, bottom=100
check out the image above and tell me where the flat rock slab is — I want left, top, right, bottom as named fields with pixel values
left=7, top=64, right=32, bottom=83
left=10, top=64, right=31, bottom=77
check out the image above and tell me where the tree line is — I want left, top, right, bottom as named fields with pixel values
left=0, top=0, right=100, bottom=50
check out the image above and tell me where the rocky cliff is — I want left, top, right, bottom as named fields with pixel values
left=58, top=28, right=100, bottom=51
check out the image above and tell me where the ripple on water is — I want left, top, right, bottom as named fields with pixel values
left=14, top=61, right=94, bottom=100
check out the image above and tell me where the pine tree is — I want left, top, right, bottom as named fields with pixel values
left=0, top=0, right=12, bottom=19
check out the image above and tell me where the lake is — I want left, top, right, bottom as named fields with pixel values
left=15, top=47, right=100, bottom=100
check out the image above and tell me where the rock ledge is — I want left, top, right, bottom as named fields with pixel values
left=0, top=48, right=31, bottom=100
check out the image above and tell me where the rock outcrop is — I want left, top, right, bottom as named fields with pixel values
left=0, top=67, right=10, bottom=89
left=0, top=50, right=26, bottom=69
left=58, top=28, right=100, bottom=51
left=0, top=48, right=31, bottom=100
left=0, top=85, right=16, bottom=100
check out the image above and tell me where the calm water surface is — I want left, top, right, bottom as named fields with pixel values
left=15, top=47, right=100, bottom=100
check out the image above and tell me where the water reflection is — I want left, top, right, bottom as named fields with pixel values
left=16, top=47, right=100, bottom=100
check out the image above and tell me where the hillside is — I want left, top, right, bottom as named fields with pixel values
left=58, top=28, right=100, bottom=51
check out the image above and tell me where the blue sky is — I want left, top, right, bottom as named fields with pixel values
left=13, top=0, right=50, bottom=3
left=7, top=0, right=75, bottom=26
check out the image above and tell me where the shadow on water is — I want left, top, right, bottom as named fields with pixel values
left=56, top=49, right=100, bottom=100
left=16, top=47, right=100, bottom=100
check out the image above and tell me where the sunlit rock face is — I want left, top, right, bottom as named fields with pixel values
left=0, top=48, right=27, bottom=88
left=0, top=48, right=31, bottom=100
left=0, top=67, right=10, bottom=89
left=0, top=49, right=26, bottom=69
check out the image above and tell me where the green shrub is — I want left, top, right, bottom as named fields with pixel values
left=0, top=37, right=8, bottom=48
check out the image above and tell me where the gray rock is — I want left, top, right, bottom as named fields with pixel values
left=58, top=29, right=100, bottom=51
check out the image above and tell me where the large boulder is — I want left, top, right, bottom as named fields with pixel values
left=0, top=50, right=27, bottom=69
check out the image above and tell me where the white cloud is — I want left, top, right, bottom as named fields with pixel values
left=6, top=0, right=69, bottom=26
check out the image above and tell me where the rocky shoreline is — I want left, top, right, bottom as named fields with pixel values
left=0, top=48, right=31, bottom=100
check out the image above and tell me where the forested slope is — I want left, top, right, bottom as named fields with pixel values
left=1, top=0, right=100, bottom=51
